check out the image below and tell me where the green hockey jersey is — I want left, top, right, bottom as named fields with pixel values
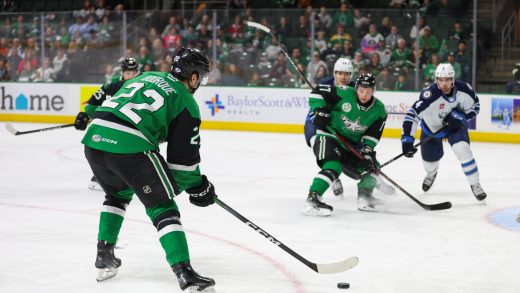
left=81, top=71, right=203, bottom=192
left=309, top=86, right=387, bottom=149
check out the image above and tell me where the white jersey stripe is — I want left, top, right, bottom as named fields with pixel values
left=90, top=119, right=152, bottom=144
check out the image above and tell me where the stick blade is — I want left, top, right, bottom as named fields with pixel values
left=245, top=21, right=271, bottom=33
left=4, top=122, right=19, bottom=135
left=424, top=201, right=452, bottom=211
left=316, top=256, right=359, bottom=274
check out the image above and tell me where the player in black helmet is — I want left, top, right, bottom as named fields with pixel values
left=81, top=47, right=216, bottom=291
left=74, top=57, right=140, bottom=190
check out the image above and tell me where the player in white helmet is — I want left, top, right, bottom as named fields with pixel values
left=401, top=63, right=486, bottom=201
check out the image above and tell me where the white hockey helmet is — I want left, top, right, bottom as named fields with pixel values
left=334, top=57, right=354, bottom=73
left=435, top=63, right=455, bottom=80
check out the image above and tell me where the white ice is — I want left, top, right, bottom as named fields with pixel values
left=0, top=122, right=519, bottom=293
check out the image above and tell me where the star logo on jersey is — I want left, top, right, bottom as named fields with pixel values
left=341, top=116, right=368, bottom=132
left=205, top=94, right=225, bottom=116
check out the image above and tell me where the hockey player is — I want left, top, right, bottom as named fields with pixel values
left=303, top=73, right=388, bottom=215
left=304, top=58, right=394, bottom=198
left=81, top=48, right=216, bottom=292
left=74, top=57, right=139, bottom=190
left=401, top=63, right=486, bottom=201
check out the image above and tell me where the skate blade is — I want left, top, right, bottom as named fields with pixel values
left=357, top=200, right=387, bottom=212
left=89, top=182, right=103, bottom=191
left=96, top=267, right=118, bottom=282
left=186, top=285, right=217, bottom=292
left=301, top=206, right=332, bottom=217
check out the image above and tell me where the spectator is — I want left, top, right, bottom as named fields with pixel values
left=339, top=39, right=355, bottom=59
left=247, top=71, right=262, bottom=86
left=8, top=38, right=24, bottom=58
left=57, top=26, right=71, bottom=48
left=306, top=51, right=328, bottom=87
left=448, top=21, right=467, bottom=42
left=379, top=16, right=392, bottom=38
left=422, top=53, right=441, bottom=84
left=376, top=67, right=394, bottom=90
left=375, top=40, right=392, bottom=67
left=271, top=51, right=290, bottom=80
left=98, top=16, right=115, bottom=42
left=17, top=49, right=38, bottom=76
left=394, top=73, right=411, bottom=90
left=385, top=25, right=402, bottom=50
left=506, top=63, right=520, bottom=93
left=419, top=25, right=439, bottom=61
left=32, top=57, right=54, bottom=82
left=227, top=16, right=243, bottom=39
left=275, top=16, right=292, bottom=40
left=103, top=64, right=115, bottom=83
left=163, top=27, right=182, bottom=50
left=352, top=51, right=366, bottom=78
left=314, top=30, right=328, bottom=54
left=81, top=15, right=98, bottom=39
left=294, top=15, right=309, bottom=39
left=68, top=17, right=84, bottom=36
left=360, top=24, right=384, bottom=56
left=136, top=46, right=151, bottom=70
left=207, top=60, right=222, bottom=85
left=265, top=37, right=282, bottom=62
left=161, top=16, right=181, bottom=38
left=353, top=8, right=369, bottom=31
left=0, top=38, right=9, bottom=58
left=334, top=2, right=354, bottom=28
left=221, top=63, right=245, bottom=86
left=0, top=59, right=11, bottom=81
left=366, top=52, right=383, bottom=76
left=329, top=24, right=352, bottom=48
left=313, top=64, right=328, bottom=85
left=317, top=6, right=333, bottom=31
left=455, top=41, right=471, bottom=82
left=409, top=15, right=426, bottom=41
left=52, top=47, right=69, bottom=81
left=388, top=0, right=406, bottom=8
left=27, top=17, right=40, bottom=38
left=446, top=51, right=462, bottom=79
left=7, top=46, right=22, bottom=72
left=151, top=38, right=166, bottom=61
left=389, top=38, right=414, bottom=72
left=17, top=61, right=34, bottom=82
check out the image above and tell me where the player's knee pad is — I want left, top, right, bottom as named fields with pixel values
left=317, top=168, right=340, bottom=185
left=451, top=141, right=474, bottom=162
left=152, top=209, right=182, bottom=231
left=358, top=174, right=377, bottom=191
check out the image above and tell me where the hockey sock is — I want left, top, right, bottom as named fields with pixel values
left=148, top=203, right=190, bottom=266
left=98, top=191, right=132, bottom=244
left=452, top=141, right=479, bottom=185
left=309, top=161, right=342, bottom=195
left=357, top=174, right=377, bottom=191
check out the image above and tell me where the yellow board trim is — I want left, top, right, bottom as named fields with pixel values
left=2, top=116, right=519, bottom=144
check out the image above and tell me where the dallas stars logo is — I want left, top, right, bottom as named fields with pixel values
left=341, top=116, right=368, bottom=132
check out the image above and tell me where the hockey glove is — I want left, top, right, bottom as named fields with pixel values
left=74, top=112, right=90, bottom=130
left=443, top=110, right=467, bottom=132
left=360, top=146, right=377, bottom=172
left=186, top=175, right=216, bottom=207
left=317, top=84, right=341, bottom=105
left=313, top=107, right=331, bottom=129
left=401, top=135, right=417, bottom=158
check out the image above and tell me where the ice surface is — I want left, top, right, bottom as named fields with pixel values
left=0, top=122, right=519, bottom=293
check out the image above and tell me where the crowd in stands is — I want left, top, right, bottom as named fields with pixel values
left=0, top=0, right=484, bottom=91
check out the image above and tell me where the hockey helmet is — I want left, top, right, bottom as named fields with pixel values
left=334, top=57, right=353, bottom=73
left=434, top=63, right=455, bottom=80
left=356, top=73, right=376, bottom=89
left=170, top=47, right=209, bottom=85
left=121, top=57, right=139, bottom=71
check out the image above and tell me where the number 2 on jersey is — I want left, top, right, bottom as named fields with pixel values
left=102, top=82, right=165, bottom=124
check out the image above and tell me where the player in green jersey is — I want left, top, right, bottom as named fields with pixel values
left=81, top=48, right=217, bottom=292
left=74, top=57, right=139, bottom=191
left=303, top=73, right=388, bottom=215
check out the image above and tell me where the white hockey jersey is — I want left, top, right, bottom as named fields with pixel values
left=402, top=80, right=480, bottom=136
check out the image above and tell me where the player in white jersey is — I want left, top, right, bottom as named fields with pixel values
left=401, top=63, right=486, bottom=201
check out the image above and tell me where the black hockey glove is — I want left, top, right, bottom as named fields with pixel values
left=317, top=84, right=340, bottom=105
left=186, top=175, right=216, bottom=207
left=74, top=112, right=89, bottom=130
left=401, top=135, right=417, bottom=158
left=443, top=110, right=467, bottom=132
left=360, top=146, right=377, bottom=172
left=313, top=107, right=331, bottom=129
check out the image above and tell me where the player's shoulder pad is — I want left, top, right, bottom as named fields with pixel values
left=454, top=80, right=476, bottom=99
left=419, top=83, right=442, bottom=100
left=373, top=97, right=388, bottom=116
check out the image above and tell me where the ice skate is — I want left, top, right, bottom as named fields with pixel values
left=89, top=176, right=103, bottom=191
left=332, top=179, right=344, bottom=197
left=357, top=189, right=385, bottom=212
left=302, top=192, right=333, bottom=216
left=375, top=178, right=395, bottom=195
left=471, top=183, right=487, bottom=201
left=422, top=172, right=437, bottom=192
left=172, top=261, right=216, bottom=292
left=95, top=240, right=121, bottom=282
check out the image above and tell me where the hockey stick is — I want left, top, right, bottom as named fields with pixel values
left=331, top=131, right=452, bottom=211
left=378, top=126, right=448, bottom=169
left=214, top=197, right=359, bottom=274
left=5, top=122, right=75, bottom=135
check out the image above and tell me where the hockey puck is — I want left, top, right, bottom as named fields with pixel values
left=337, top=282, right=350, bottom=289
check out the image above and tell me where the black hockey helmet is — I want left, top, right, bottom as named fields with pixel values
left=121, top=57, right=139, bottom=71
left=356, top=73, right=376, bottom=89
left=170, top=47, right=209, bottom=84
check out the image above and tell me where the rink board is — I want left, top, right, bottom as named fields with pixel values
left=0, top=82, right=519, bottom=143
